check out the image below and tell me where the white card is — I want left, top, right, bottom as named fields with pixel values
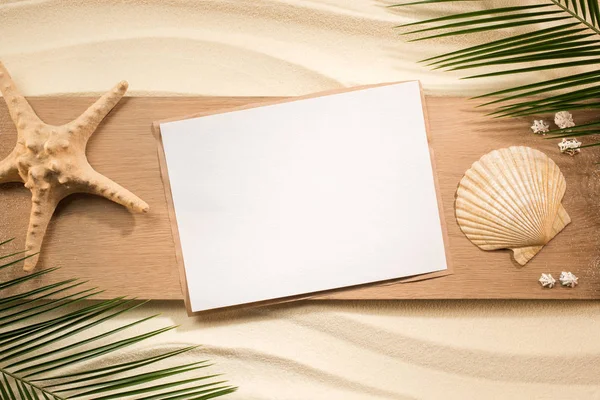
left=160, top=82, right=447, bottom=312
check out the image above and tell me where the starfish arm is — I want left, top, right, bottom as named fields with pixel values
left=69, top=81, right=129, bottom=141
left=23, top=188, right=61, bottom=272
left=0, top=152, right=22, bottom=184
left=0, top=61, right=42, bottom=128
left=82, top=168, right=149, bottom=213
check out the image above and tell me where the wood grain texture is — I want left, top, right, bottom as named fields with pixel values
left=1, top=95, right=599, bottom=300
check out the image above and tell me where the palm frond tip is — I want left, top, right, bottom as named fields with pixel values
left=0, top=240, right=236, bottom=399
left=394, top=0, right=600, bottom=146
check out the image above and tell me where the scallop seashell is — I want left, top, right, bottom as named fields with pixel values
left=455, top=146, right=571, bottom=265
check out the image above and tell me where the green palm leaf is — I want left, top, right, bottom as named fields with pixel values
left=393, top=0, right=600, bottom=146
left=0, top=238, right=236, bottom=399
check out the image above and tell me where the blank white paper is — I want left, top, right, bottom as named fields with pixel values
left=160, top=82, right=447, bottom=312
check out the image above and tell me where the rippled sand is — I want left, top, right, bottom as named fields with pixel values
left=2, top=0, right=600, bottom=398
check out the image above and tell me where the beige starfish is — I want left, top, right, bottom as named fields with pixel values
left=0, top=62, right=149, bottom=271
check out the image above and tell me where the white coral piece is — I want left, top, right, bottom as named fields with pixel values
left=558, top=138, right=582, bottom=156
left=531, top=120, right=550, bottom=134
left=539, top=273, right=556, bottom=288
left=555, top=111, right=575, bottom=129
left=559, top=271, right=578, bottom=288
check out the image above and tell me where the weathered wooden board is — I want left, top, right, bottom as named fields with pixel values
left=1, top=96, right=599, bottom=300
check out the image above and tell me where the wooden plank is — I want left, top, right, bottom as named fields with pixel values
left=0, top=96, right=599, bottom=300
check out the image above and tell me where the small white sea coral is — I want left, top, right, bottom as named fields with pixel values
left=555, top=111, right=575, bottom=129
left=531, top=120, right=550, bottom=134
left=558, top=138, right=582, bottom=156
left=559, top=271, right=578, bottom=288
left=538, top=273, right=556, bottom=288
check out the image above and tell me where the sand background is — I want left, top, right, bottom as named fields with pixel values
left=2, top=0, right=600, bottom=398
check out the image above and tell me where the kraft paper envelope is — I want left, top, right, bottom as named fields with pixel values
left=156, top=81, right=450, bottom=313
